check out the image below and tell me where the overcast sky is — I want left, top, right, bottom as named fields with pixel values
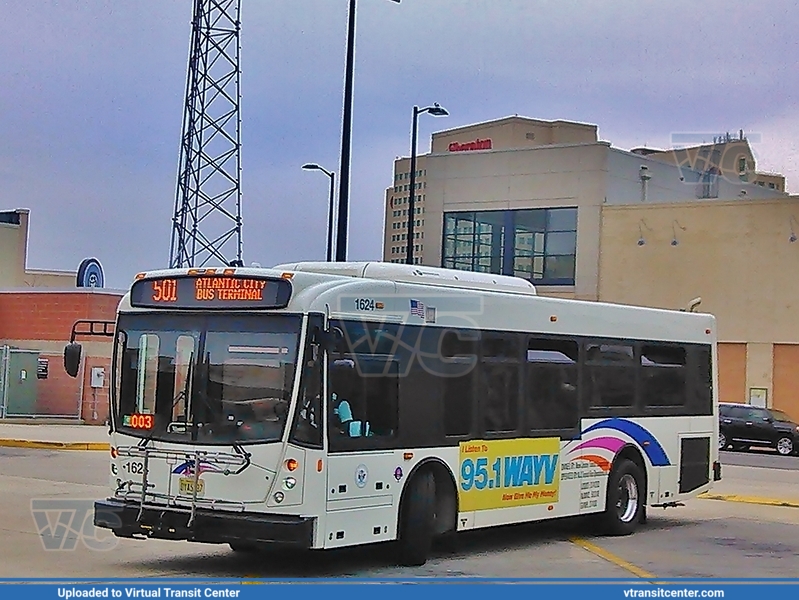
left=1, top=0, right=797, bottom=289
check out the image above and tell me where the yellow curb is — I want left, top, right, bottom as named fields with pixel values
left=0, top=438, right=109, bottom=451
left=570, top=537, right=656, bottom=580
left=698, top=492, right=799, bottom=509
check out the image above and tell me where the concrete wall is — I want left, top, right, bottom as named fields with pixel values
left=605, top=148, right=786, bottom=206
left=0, top=210, right=27, bottom=288
left=598, top=199, right=799, bottom=341
left=431, top=117, right=598, bottom=153
left=0, top=208, right=78, bottom=289
left=23, top=270, right=77, bottom=288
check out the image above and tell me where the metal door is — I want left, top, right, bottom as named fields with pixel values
left=5, top=350, right=39, bottom=416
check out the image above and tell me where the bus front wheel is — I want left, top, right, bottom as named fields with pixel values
left=396, top=469, right=435, bottom=567
left=601, top=458, right=644, bottom=536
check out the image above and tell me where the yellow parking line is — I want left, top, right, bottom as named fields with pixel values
left=698, top=492, right=799, bottom=509
left=0, top=439, right=109, bottom=451
left=570, top=537, right=656, bottom=580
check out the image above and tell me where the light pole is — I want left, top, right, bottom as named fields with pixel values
left=336, top=0, right=401, bottom=262
left=406, top=103, right=448, bottom=265
left=302, top=163, right=336, bottom=262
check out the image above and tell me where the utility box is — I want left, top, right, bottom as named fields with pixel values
left=90, top=367, right=105, bottom=389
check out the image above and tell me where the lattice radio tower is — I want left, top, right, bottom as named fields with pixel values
left=170, top=0, right=243, bottom=268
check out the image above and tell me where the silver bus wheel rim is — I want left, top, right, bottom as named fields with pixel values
left=617, top=473, right=638, bottom=523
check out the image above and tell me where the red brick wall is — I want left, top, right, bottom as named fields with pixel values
left=0, top=291, right=122, bottom=423
left=35, top=352, right=81, bottom=417
left=0, top=292, right=121, bottom=341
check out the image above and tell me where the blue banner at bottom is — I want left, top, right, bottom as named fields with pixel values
left=0, top=581, right=791, bottom=600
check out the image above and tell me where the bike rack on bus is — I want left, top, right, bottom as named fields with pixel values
left=115, top=445, right=251, bottom=527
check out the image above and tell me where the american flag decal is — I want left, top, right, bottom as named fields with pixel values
left=410, top=299, right=425, bottom=318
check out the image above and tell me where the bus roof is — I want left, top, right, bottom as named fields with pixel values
left=272, top=262, right=537, bottom=296
left=117, top=262, right=715, bottom=345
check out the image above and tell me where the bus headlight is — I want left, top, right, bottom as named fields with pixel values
left=283, top=477, right=296, bottom=490
left=273, top=491, right=285, bottom=503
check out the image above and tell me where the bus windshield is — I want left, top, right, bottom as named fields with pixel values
left=113, top=313, right=302, bottom=445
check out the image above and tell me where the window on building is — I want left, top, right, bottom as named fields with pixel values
left=442, top=207, right=577, bottom=285
left=769, top=182, right=776, bottom=189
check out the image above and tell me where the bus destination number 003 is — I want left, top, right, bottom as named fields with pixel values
left=354, top=298, right=375, bottom=311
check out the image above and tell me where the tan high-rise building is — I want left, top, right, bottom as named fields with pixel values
left=384, top=155, right=429, bottom=265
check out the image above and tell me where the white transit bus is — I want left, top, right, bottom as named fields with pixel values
left=64, top=262, right=721, bottom=566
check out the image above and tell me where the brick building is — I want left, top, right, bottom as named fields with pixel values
left=0, top=290, right=122, bottom=423
left=0, top=208, right=123, bottom=423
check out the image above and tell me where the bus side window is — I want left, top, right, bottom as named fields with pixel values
left=526, top=338, right=579, bottom=432
left=328, top=356, right=399, bottom=443
left=480, top=334, right=521, bottom=435
left=641, top=344, right=686, bottom=407
left=440, top=329, right=478, bottom=437
left=585, top=343, right=636, bottom=408
left=329, top=359, right=356, bottom=434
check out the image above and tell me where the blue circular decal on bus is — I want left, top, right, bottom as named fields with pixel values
left=76, top=258, right=105, bottom=288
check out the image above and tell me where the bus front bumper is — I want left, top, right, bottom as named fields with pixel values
left=94, top=499, right=315, bottom=548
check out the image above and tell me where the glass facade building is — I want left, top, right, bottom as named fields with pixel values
left=442, top=207, right=577, bottom=285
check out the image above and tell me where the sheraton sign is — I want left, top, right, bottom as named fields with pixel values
left=448, top=138, right=493, bottom=152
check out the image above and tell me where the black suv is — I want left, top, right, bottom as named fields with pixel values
left=719, top=403, right=799, bottom=456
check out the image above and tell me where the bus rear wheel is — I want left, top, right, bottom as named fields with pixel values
left=601, top=458, right=644, bottom=536
left=396, top=469, right=435, bottom=567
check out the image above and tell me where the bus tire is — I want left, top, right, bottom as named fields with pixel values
left=601, top=458, right=644, bottom=536
left=397, top=469, right=435, bottom=567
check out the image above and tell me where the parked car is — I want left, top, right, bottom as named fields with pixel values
left=719, top=403, right=799, bottom=456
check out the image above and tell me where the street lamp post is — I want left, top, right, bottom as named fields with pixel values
left=336, top=0, right=401, bottom=262
left=302, top=163, right=336, bottom=262
left=406, top=103, right=448, bottom=265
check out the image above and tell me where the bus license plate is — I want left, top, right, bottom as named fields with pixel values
left=178, top=478, right=204, bottom=496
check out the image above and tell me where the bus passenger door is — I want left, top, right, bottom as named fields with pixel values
left=324, top=351, right=401, bottom=549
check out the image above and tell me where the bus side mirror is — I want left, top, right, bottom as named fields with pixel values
left=64, top=343, right=82, bottom=378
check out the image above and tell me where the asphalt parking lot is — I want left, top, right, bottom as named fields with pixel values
left=1, top=447, right=797, bottom=580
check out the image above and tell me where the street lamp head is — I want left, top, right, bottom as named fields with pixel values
left=302, top=163, right=320, bottom=171
left=427, top=103, right=449, bottom=117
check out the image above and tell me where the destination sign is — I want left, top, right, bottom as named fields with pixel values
left=130, top=275, right=292, bottom=310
